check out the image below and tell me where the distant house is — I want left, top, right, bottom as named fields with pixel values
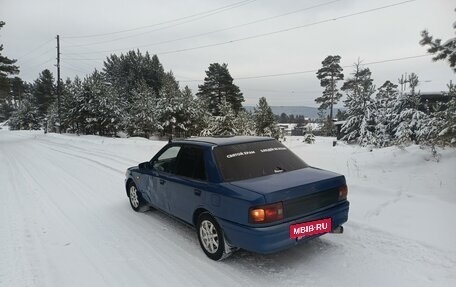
left=419, top=92, right=450, bottom=112
left=277, top=123, right=297, bottom=136
left=291, top=126, right=305, bottom=136
left=277, top=123, right=320, bottom=136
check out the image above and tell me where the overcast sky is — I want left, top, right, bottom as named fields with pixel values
left=0, top=0, right=454, bottom=106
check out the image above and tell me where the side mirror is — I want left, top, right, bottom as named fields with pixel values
left=138, top=161, right=152, bottom=169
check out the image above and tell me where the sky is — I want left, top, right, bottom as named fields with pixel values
left=0, top=0, right=455, bottom=107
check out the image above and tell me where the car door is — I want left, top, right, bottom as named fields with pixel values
left=164, top=145, right=207, bottom=224
left=149, top=145, right=182, bottom=212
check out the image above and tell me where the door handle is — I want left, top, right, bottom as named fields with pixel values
left=194, top=189, right=202, bottom=196
left=159, top=179, right=166, bottom=185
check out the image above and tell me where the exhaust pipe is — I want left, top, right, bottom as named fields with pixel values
left=331, top=225, right=344, bottom=234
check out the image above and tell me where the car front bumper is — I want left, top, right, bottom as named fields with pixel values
left=217, top=200, right=349, bottom=254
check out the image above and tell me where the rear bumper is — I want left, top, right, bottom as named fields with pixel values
left=217, top=200, right=349, bottom=254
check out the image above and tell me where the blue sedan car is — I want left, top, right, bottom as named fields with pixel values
left=125, top=136, right=349, bottom=260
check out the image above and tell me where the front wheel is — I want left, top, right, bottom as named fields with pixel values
left=197, top=213, right=227, bottom=261
left=128, top=182, right=147, bottom=212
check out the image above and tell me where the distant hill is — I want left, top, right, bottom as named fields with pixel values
left=244, top=106, right=324, bottom=119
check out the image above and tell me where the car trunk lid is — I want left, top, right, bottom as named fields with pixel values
left=229, top=167, right=346, bottom=218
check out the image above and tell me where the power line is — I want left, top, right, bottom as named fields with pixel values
left=157, top=0, right=418, bottom=56
left=17, top=47, right=56, bottom=66
left=243, top=88, right=322, bottom=94
left=63, top=0, right=257, bottom=48
left=64, top=0, right=417, bottom=61
left=61, top=63, right=87, bottom=74
left=61, top=59, right=91, bottom=73
left=16, top=38, right=54, bottom=60
left=63, top=0, right=341, bottom=55
left=178, top=54, right=431, bottom=82
left=29, top=58, right=55, bottom=69
left=62, top=0, right=256, bottom=40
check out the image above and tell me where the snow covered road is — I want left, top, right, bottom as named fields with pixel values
left=1, top=130, right=455, bottom=287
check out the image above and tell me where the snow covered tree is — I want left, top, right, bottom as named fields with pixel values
left=127, top=81, right=158, bottom=138
left=59, top=78, right=76, bottom=132
left=8, top=93, right=40, bottom=130
left=420, top=14, right=456, bottom=72
left=373, top=81, right=399, bottom=147
left=341, top=63, right=376, bottom=145
left=103, top=50, right=165, bottom=101
left=181, top=86, right=208, bottom=136
left=196, top=63, right=244, bottom=116
left=253, top=97, right=279, bottom=138
left=201, top=99, right=255, bottom=137
left=79, top=70, right=125, bottom=136
left=390, top=73, right=426, bottom=145
left=65, top=77, right=88, bottom=134
left=315, top=55, right=344, bottom=121
left=32, top=69, right=55, bottom=121
left=234, top=110, right=255, bottom=136
left=0, top=21, right=20, bottom=121
left=200, top=98, right=238, bottom=136
left=156, top=72, right=196, bottom=138
left=0, top=77, right=23, bottom=121
left=432, top=82, right=456, bottom=145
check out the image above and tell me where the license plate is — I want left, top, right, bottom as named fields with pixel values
left=289, top=218, right=332, bottom=239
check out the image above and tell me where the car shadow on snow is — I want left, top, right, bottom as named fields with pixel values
left=125, top=203, right=342, bottom=274
left=223, top=237, right=341, bottom=274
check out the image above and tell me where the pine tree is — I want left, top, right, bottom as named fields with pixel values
left=341, top=63, right=376, bottom=145
left=32, top=69, right=55, bottom=121
left=196, top=63, right=244, bottom=116
left=234, top=110, right=255, bottom=136
left=0, top=21, right=20, bottom=121
left=59, top=78, right=75, bottom=132
left=103, top=50, right=165, bottom=101
left=66, top=77, right=87, bottom=134
left=253, top=97, right=279, bottom=138
left=279, top=112, right=289, bottom=123
left=79, top=70, right=125, bottom=136
left=188, top=96, right=211, bottom=136
left=156, top=72, right=193, bottom=137
left=390, top=73, right=427, bottom=145
left=8, top=93, right=40, bottom=130
left=127, top=81, right=157, bottom=138
left=434, top=82, right=456, bottom=145
left=0, top=77, right=24, bottom=121
left=315, top=55, right=344, bottom=122
left=420, top=14, right=456, bottom=72
left=373, top=81, right=399, bottom=147
left=201, top=98, right=238, bottom=136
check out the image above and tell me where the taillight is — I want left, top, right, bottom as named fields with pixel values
left=249, top=202, right=284, bottom=224
left=338, top=184, right=348, bottom=200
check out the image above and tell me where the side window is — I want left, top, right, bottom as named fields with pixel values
left=153, top=146, right=181, bottom=174
left=175, top=146, right=207, bottom=181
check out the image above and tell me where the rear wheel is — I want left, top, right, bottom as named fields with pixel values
left=128, top=182, right=147, bottom=212
left=197, top=213, right=226, bottom=261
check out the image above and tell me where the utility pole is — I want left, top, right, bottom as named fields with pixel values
left=56, top=35, right=61, bottom=133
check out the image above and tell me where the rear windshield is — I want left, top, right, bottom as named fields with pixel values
left=213, top=140, right=308, bottom=182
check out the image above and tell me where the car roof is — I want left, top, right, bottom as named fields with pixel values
left=175, top=136, right=274, bottom=146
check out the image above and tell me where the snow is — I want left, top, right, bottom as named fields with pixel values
left=0, top=129, right=455, bottom=287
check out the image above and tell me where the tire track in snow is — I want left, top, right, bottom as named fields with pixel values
left=3, top=131, right=455, bottom=287
left=36, top=137, right=139, bottom=166
left=3, top=133, right=251, bottom=286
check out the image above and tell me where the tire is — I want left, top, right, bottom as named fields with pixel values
left=128, top=182, right=147, bottom=212
left=197, top=213, right=226, bottom=261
